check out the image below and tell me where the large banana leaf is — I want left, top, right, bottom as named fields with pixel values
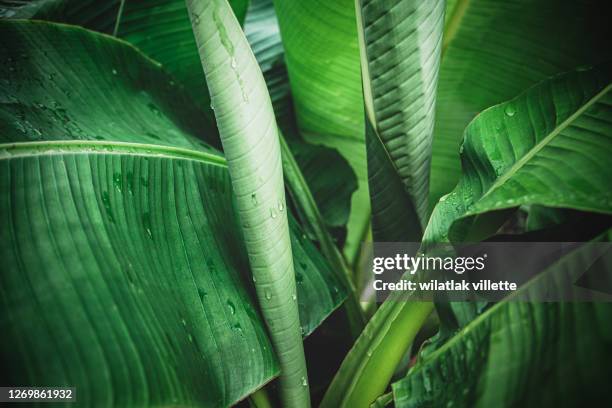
left=0, top=19, right=346, bottom=406
left=1, top=0, right=359, bottom=247
left=357, top=0, right=445, bottom=241
left=430, top=0, right=612, bottom=205
left=392, top=237, right=612, bottom=407
left=0, top=0, right=248, bottom=111
left=424, top=64, right=612, bottom=245
left=273, top=0, right=369, bottom=262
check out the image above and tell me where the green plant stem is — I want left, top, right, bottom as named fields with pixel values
left=186, top=0, right=310, bottom=406
left=279, top=133, right=366, bottom=335
left=320, top=298, right=432, bottom=407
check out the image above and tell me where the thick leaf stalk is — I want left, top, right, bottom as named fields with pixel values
left=186, top=0, right=310, bottom=406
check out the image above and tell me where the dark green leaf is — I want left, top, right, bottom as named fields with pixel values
left=392, top=239, right=612, bottom=407
left=430, top=0, right=612, bottom=205
left=0, top=19, right=346, bottom=406
left=424, top=65, right=612, bottom=245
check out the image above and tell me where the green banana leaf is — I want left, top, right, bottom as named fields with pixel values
left=392, top=238, right=612, bottom=407
left=430, top=0, right=612, bottom=205
left=357, top=0, right=445, bottom=241
left=0, top=19, right=346, bottom=406
left=0, top=0, right=249, bottom=111
left=273, top=0, right=370, bottom=262
left=244, top=0, right=357, bottom=241
left=1, top=0, right=359, bottom=267
left=424, top=64, right=612, bottom=245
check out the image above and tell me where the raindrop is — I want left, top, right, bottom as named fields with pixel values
left=198, top=288, right=207, bottom=299
left=423, top=369, right=432, bottom=392
left=101, top=191, right=115, bottom=223
left=301, top=377, right=307, bottom=387
left=504, top=104, right=516, bottom=117
left=296, top=273, right=304, bottom=284
left=187, top=334, right=194, bottom=343
left=126, top=172, right=135, bottom=195
left=230, top=58, right=237, bottom=69
left=112, top=172, right=122, bottom=193
left=270, top=208, right=277, bottom=219
left=251, top=193, right=257, bottom=205
left=264, top=290, right=272, bottom=300
left=147, top=102, right=161, bottom=117
left=232, top=323, right=243, bottom=335
left=142, top=212, right=153, bottom=239
left=227, top=300, right=235, bottom=315
left=291, top=293, right=297, bottom=301
left=112, top=68, right=118, bottom=75
left=278, top=200, right=285, bottom=212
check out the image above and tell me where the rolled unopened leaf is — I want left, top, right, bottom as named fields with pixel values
left=185, top=0, right=310, bottom=406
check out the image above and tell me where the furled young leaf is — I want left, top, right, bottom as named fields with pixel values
left=0, top=0, right=249, bottom=110
left=273, top=0, right=369, bottom=262
left=392, top=239, right=612, bottom=407
left=0, top=19, right=347, bottom=406
left=357, top=0, right=445, bottom=241
left=185, top=0, right=311, bottom=405
left=430, top=0, right=612, bottom=205
left=424, top=65, right=612, bottom=245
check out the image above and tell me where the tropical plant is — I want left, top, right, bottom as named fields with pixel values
left=1, top=0, right=611, bottom=407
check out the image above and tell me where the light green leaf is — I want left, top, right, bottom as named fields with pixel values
left=424, top=65, right=612, bottom=245
left=357, top=0, right=445, bottom=241
left=430, top=0, right=612, bottom=205
left=0, top=19, right=346, bottom=406
left=392, top=238, right=612, bottom=407
left=186, top=0, right=310, bottom=405
left=321, top=294, right=433, bottom=408
left=273, top=0, right=369, bottom=262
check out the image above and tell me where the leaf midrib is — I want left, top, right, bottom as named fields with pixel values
left=442, top=0, right=470, bottom=56
left=0, top=140, right=227, bottom=167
